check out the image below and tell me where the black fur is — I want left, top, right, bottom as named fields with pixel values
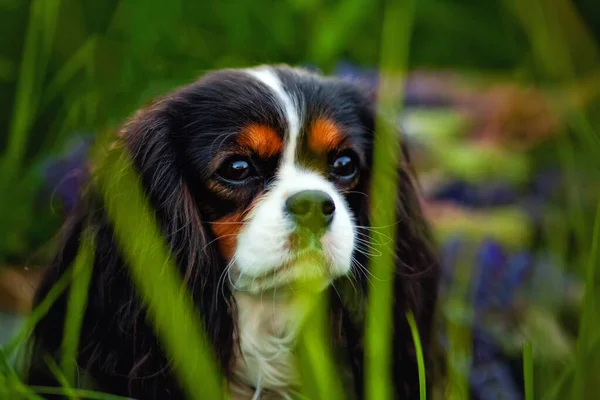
left=25, top=65, right=440, bottom=399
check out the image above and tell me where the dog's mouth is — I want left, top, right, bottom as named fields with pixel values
left=229, top=245, right=338, bottom=296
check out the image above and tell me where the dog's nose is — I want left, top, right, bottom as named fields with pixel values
left=285, top=190, right=335, bottom=233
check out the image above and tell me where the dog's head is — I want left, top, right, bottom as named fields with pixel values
left=121, top=65, right=384, bottom=297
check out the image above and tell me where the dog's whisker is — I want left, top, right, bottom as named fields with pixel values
left=355, top=248, right=383, bottom=259
left=330, top=282, right=343, bottom=303
left=355, top=221, right=402, bottom=231
left=216, top=256, right=237, bottom=306
left=350, top=256, right=374, bottom=287
left=354, top=237, right=387, bottom=251
left=340, top=190, right=369, bottom=198
left=353, top=229, right=393, bottom=242
left=346, top=274, right=358, bottom=294
left=351, top=255, right=390, bottom=283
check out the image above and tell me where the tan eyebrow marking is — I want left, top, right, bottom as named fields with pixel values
left=237, top=124, right=283, bottom=158
left=308, top=119, right=344, bottom=154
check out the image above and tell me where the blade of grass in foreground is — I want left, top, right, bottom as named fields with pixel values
left=544, top=332, right=600, bottom=400
left=0, top=348, right=44, bottom=400
left=365, top=0, right=416, bottom=398
left=3, top=267, right=73, bottom=358
left=94, top=145, right=225, bottom=400
left=3, top=0, right=59, bottom=174
left=29, top=386, right=134, bottom=400
left=60, top=232, right=94, bottom=387
left=0, top=347, right=19, bottom=380
left=296, top=291, right=344, bottom=399
left=407, top=312, right=426, bottom=400
left=1, top=383, right=45, bottom=400
left=44, top=354, right=76, bottom=400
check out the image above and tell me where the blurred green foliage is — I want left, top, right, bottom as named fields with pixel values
left=1, top=0, right=598, bottom=157
left=0, top=0, right=599, bottom=266
left=0, top=4, right=564, bottom=261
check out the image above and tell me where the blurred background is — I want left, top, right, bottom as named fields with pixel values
left=1, top=0, right=599, bottom=399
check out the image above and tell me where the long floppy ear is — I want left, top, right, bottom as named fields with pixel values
left=389, top=139, right=441, bottom=398
left=331, top=112, right=441, bottom=398
left=116, top=101, right=237, bottom=367
left=25, top=101, right=235, bottom=398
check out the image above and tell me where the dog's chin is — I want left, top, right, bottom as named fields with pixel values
left=230, top=250, right=349, bottom=298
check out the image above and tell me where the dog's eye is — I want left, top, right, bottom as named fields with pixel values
left=330, top=152, right=357, bottom=180
left=217, top=157, right=253, bottom=182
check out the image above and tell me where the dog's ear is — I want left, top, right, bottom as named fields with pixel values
left=26, top=102, right=235, bottom=398
left=101, top=102, right=237, bottom=372
left=389, top=133, right=441, bottom=398
left=117, top=103, right=236, bottom=356
left=330, top=94, right=440, bottom=398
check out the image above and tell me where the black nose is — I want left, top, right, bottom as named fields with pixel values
left=285, top=190, right=335, bottom=233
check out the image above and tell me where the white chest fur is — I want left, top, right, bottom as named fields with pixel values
left=230, top=291, right=313, bottom=399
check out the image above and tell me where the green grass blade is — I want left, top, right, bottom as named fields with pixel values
left=61, top=233, right=95, bottom=386
left=3, top=384, right=45, bottom=400
left=37, top=0, right=60, bottom=90
left=407, top=312, right=426, bottom=400
left=3, top=0, right=51, bottom=173
left=296, top=293, right=344, bottom=399
left=29, top=386, right=134, bottom=400
left=95, top=145, right=225, bottom=400
left=0, top=347, right=45, bottom=400
left=43, top=354, right=77, bottom=400
left=37, top=37, right=97, bottom=118
left=0, top=347, right=18, bottom=379
left=3, top=267, right=73, bottom=357
left=365, top=0, right=416, bottom=398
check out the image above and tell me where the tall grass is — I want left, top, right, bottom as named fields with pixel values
left=365, top=0, right=416, bottom=399
left=407, top=312, right=427, bottom=400
left=60, top=232, right=94, bottom=387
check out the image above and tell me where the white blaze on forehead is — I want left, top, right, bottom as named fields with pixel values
left=246, top=67, right=301, bottom=166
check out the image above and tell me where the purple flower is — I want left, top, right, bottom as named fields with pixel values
left=474, top=239, right=508, bottom=309
left=333, top=61, right=379, bottom=88
left=428, top=180, right=519, bottom=208
left=470, top=359, right=523, bottom=400
left=41, top=136, right=92, bottom=212
left=332, top=61, right=456, bottom=107
left=440, top=236, right=466, bottom=283
left=530, top=169, right=561, bottom=199
left=440, top=237, right=534, bottom=399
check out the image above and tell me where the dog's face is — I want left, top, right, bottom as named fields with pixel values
left=153, top=65, right=374, bottom=296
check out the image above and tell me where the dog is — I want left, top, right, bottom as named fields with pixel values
left=25, top=65, right=440, bottom=399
